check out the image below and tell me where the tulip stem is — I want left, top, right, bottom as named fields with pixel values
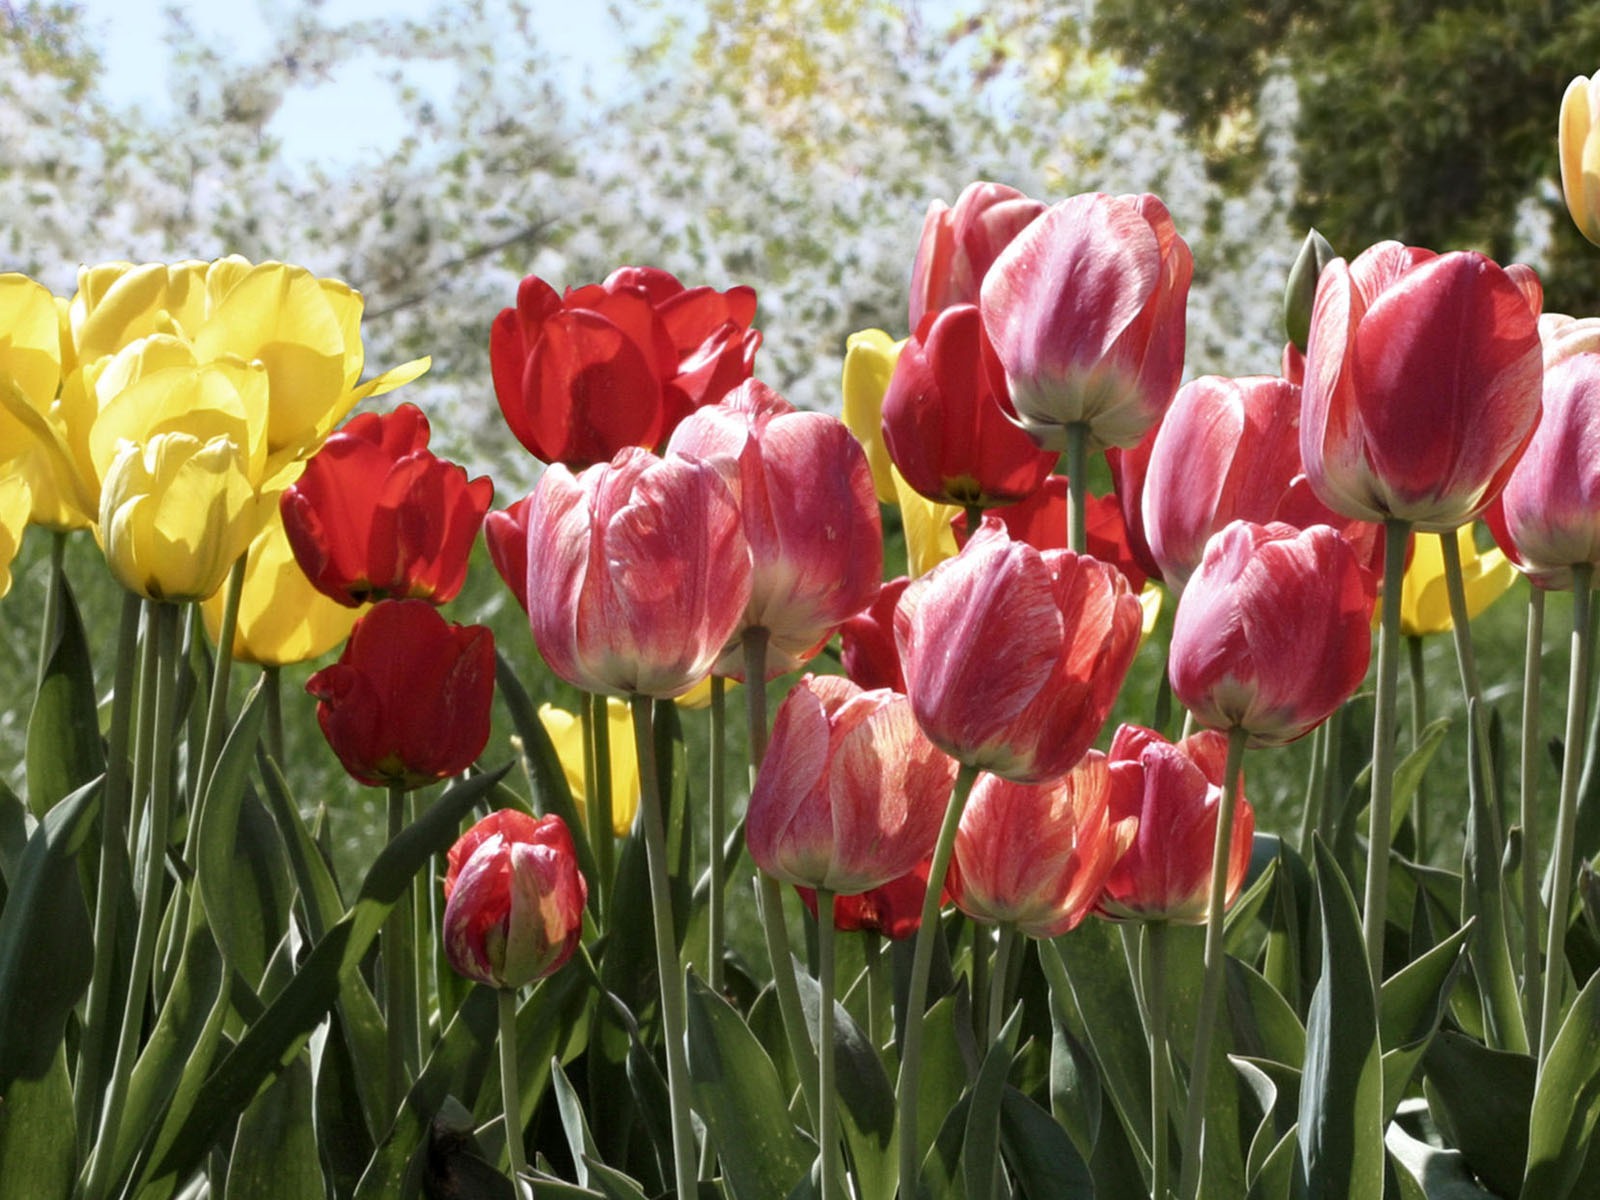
left=1539, top=565, right=1595, bottom=1066
left=1145, top=921, right=1173, bottom=1200
left=263, top=665, right=284, bottom=766
left=898, top=762, right=978, bottom=1199
left=1176, top=725, right=1246, bottom=1200
left=817, top=889, right=843, bottom=1200
left=1439, top=529, right=1507, bottom=841
left=1406, top=634, right=1428, bottom=861
left=498, top=986, right=531, bottom=1198
left=588, top=692, right=615, bottom=922
left=35, top=529, right=64, bottom=696
left=83, top=602, right=180, bottom=1200
left=384, top=783, right=421, bottom=1114
left=195, top=553, right=246, bottom=808
left=1521, top=584, right=1546, bottom=1049
left=1064, top=421, right=1088, bottom=555
left=708, top=675, right=727, bottom=993
left=631, top=693, right=699, bottom=1200
left=1361, top=518, right=1411, bottom=984
left=864, top=932, right=883, bottom=1050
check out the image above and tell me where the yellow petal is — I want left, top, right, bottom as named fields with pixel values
left=0, top=470, right=33, bottom=597
left=1398, top=525, right=1516, bottom=638
left=841, top=329, right=905, bottom=505
left=70, top=261, right=208, bottom=363
left=538, top=699, right=640, bottom=837
left=893, top=464, right=959, bottom=576
left=0, top=274, right=63, bottom=411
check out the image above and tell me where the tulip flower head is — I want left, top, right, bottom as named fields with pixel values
left=840, top=328, right=905, bottom=505
left=746, top=674, right=957, bottom=894
left=1561, top=74, right=1600, bottom=246
left=1170, top=521, right=1373, bottom=747
left=797, top=859, right=944, bottom=940
left=909, top=180, right=1046, bottom=330
left=0, top=474, right=31, bottom=598
left=442, top=810, right=588, bottom=989
left=1399, top=525, right=1514, bottom=635
left=1097, top=724, right=1255, bottom=923
left=980, top=191, right=1192, bottom=454
left=839, top=576, right=910, bottom=693
left=896, top=518, right=1143, bottom=784
left=307, top=599, right=495, bottom=790
left=538, top=698, right=640, bottom=837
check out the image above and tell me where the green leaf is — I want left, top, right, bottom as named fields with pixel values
left=1387, top=717, right=1450, bottom=842
left=25, top=578, right=102, bottom=818
left=1227, top=959, right=1306, bottom=1067
left=0, top=777, right=30, bottom=891
left=0, top=775, right=99, bottom=1091
left=194, top=680, right=272, bottom=982
left=998, top=1085, right=1094, bottom=1198
left=224, top=1054, right=323, bottom=1200
left=961, top=1003, right=1022, bottom=1200
left=1524, top=968, right=1600, bottom=1199
left=1377, top=921, right=1470, bottom=1123
left=1385, top=1123, right=1501, bottom=1199
left=1231, top=1056, right=1299, bottom=1185
left=0, top=1044, right=74, bottom=1198
left=1048, top=1000, right=1100, bottom=1164
left=686, top=972, right=812, bottom=1200
left=1297, top=839, right=1383, bottom=1200
left=1249, top=1123, right=1298, bottom=1200
left=1421, top=1030, right=1532, bottom=1197
left=914, top=989, right=976, bottom=1174
left=553, top=1057, right=601, bottom=1189
left=1461, top=699, right=1527, bottom=1053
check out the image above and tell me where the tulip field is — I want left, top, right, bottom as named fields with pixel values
left=9, top=73, right=1600, bottom=1200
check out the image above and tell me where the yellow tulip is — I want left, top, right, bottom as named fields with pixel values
left=893, top=463, right=959, bottom=576
left=538, top=699, right=640, bottom=837
left=0, top=471, right=32, bottom=598
left=0, top=274, right=87, bottom=531
left=68, top=260, right=210, bottom=365
left=1562, top=74, right=1600, bottom=246
left=98, top=432, right=262, bottom=603
left=200, top=504, right=363, bottom=666
left=1399, top=525, right=1516, bottom=638
left=840, top=328, right=906, bottom=505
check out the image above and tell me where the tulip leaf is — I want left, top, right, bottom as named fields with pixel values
left=1297, top=838, right=1384, bottom=1200
left=1249, top=1124, right=1299, bottom=1200
left=0, top=774, right=99, bottom=1092
left=998, top=1085, right=1094, bottom=1198
left=1048, top=995, right=1100, bottom=1164
left=918, top=1090, right=970, bottom=1200
left=194, top=678, right=271, bottom=980
left=1385, top=1123, right=1501, bottom=1199
left=1386, top=717, right=1451, bottom=842
left=1523, top=968, right=1600, bottom=1199
left=139, top=764, right=509, bottom=1197
left=25, top=578, right=102, bottom=818
left=310, top=992, right=377, bottom=1197
left=583, top=1158, right=653, bottom=1200
left=685, top=971, right=812, bottom=1200
left=1421, top=1029, right=1532, bottom=1197
left=1232, top=1056, right=1299, bottom=1185
left=914, top=988, right=976, bottom=1172
left=0, top=1044, right=74, bottom=1199
left=553, top=1056, right=601, bottom=1189
left=225, top=1053, right=322, bottom=1200
left=0, top=775, right=31, bottom=892
left=1227, top=959, right=1306, bottom=1067
left=1377, top=920, right=1471, bottom=1124
left=961, top=1003, right=1023, bottom=1200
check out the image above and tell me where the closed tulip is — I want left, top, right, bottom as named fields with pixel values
left=1097, top=724, right=1254, bottom=923
left=442, top=809, right=587, bottom=988
left=896, top=518, right=1143, bottom=784
left=908, top=180, right=1045, bottom=330
left=527, top=446, right=752, bottom=699
left=1300, top=242, right=1543, bottom=531
left=280, top=403, right=493, bottom=607
left=1170, top=521, right=1373, bottom=747
left=797, top=858, right=943, bottom=940
left=538, top=698, right=640, bottom=837
left=881, top=305, right=1056, bottom=508
left=745, top=674, right=957, bottom=894
left=667, top=380, right=881, bottom=679
left=1561, top=74, right=1600, bottom=246
left=980, top=191, right=1192, bottom=453
left=307, top=599, right=495, bottom=790
left=0, top=274, right=77, bottom=530
left=839, top=577, right=910, bottom=693
left=948, top=754, right=1134, bottom=938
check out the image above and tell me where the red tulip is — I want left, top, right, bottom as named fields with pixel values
left=442, top=810, right=587, bottom=988
left=1107, top=427, right=1164, bottom=584
left=490, top=267, right=759, bottom=468
left=908, top=180, right=1046, bottom=331
left=280, top=403, right=493, bottom=607
left=483, top=494, right=533, bottom=614
left=666, top=381, right=881, bottom=679
left=947, top=754, right=1134, bottom=938
left=745, top=675, right=957, bottom=894
left=1097, top=724, right=1255, bottom=923
left=881, top=305, right=1056, bottom=508
left=527, top=446, right=752, bottom=698
left=839, top=577, right=909, bottom=693
left=952, top=476, right=1149, bottom=593
left=1169, top=521, right=1373, bottom=747
left=895, top=518, right=1143, bottom=784
left=797, top=858, right=944, bottom=940
left=306, top=599, right=495, bottom=789
left=980, top=191, right=1192, bottom=453
left=1300, top=242, right=1544, bottom=531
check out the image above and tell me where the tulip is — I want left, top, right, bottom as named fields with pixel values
left=1106, top=427, right=1164, bottom=584
left=0, top=473, right=31, bottom=598
left=1098, top=724, right=1255, bottom=923
left=484, top=494, right=534, bottom=614
left=527, top=446, right=752, bottom=699
left=280, top=403, right=493, bottom=607
left=306, top=599, right=495, bottom=789
left=538, top=699, right=640, bottom=837
left=0, top=274, right=75, bottom=529
left=1299, top=241, right=1543, bottom=531
left=1399, top=525, right=1515, bottom=635
left=881, top=305, right=1056, bottom=508
left=797, top=859, right=943, bottom=940
left=952, top=475, right=1149, bottom=593
left=745, top=674, right=957, bottom=894
left=442, top=809, right=588, bottom=988
left=979, top=191, right=1192, bottom=454
left=908, top=180, right=1045, bottom=330
left=893, top=466, right=960, bottom=577
left=840, top=328, right=905, bottom=505
left=948, top=755, right=1133, bottom=938
left=666, top=380, right=881, bottom=679
left=839, top=577, right=909, bottom=693
left=1561, top=74, right=1600, bottom=246
left=1170, top=521, right=1373, bottom=747
left=896, top=518, right=1143, bottom=783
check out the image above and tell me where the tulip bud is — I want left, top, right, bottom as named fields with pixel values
left=1561, top=75, right=1600, bottom=246
left=442, top=810, right=587, bottom=988
left=1283, top=228, right=1336, bottom=352
left=797, top=859, right=943, bottom=940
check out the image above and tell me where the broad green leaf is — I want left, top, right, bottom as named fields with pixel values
left=914, top=990, right=975, bottom=1175
left=25, top=578, right=102, bottom=817
left=686, top=972, right=811, bottom=1200
left=1249, top=1124, right=1298, bottom=1200
left=1524, top=969, right=1600, bottom=1199
left=0, top=775, right=99, bottom=1091
left=224, top=1054, right=322, bottom=1200
left=961, top=1004, right=1022, bottom=1200
left=1385, top=1123, right=1501, bottom=1199
left=194, top=680, right=271, bottom=982
left=1377, top=921, right=1470, bottom=1123
left=918, top=1092, right=970, bottom=1200
left=553, top=1057, right=601, bottom=1189
left=998, top=1085, right=1093, bottom=1199
left=1224, top=852, right=1279, bottom=959
left=1231, top=1056, right=1299, bottom=1185
left=1297, top=839, right=1383, bottom=1200
left=0, top=1044, right=74, bottom=1198
left=1387, top=717, right=1450, bottom=842
left=1421, top=1030, right=1532, bottom=1197
left=1048, top=1001, right=1100, bottom=1164
left=584, top=1158, right=653, bottom=1200
left=311, top=993, right=377, bottom=1198
left=1261, top=837, right=1314, bottom=1018
left=1227, top=959, right=1306, bottom=1067
left=0, top=777, right=30, bottom=890
left=1461, top=699, right=1527, bottom=1054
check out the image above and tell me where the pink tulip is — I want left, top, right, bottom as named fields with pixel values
left=526, top=446, right=753, bottom=698
left=895, top=518, right=1143, bottom=783
left=1170, top=521, right=1373, bottom=747
left=948, top=754, right=1134, bottom=938
left=839, top=576, right=909, bottom=693
left=980, top=191, right=1193, bottom=453
left=746, top=675, right=957, bottom=894
left=1300, top=242, right=1544, bottom=531
left=909, top=180, right=1046, bottom=331
left=666, top=380, right=881, bottom=679
left=1098, top=724, right=1255, bottom=923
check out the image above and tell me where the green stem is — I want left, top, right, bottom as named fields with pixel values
left=1361, top=518, right=1411, bottom=983
left=1539, top=565, right=1595, bottom=1065
left=864, top=932, right=883, bottom=1050
left=1297, top=722, right=1326, bottom=852
left=897, top=762, right=978, bottom=1198
left=817, top=889, right=842, bottom=1200
left=1064, top=422, right=1088, bottom=555
left=964, top=504, right=985, bottom=542
left=498, top=987, right=530, bottom=1197
left=1146, top=922, right=1172, bottom=1200
left=987, top=924, right=1016, bottom=1047
left=1176, top=726, right=1247, bottom=1200
left=195, top=554, right=246, bottom=805
left=263, top=665, right=284, bottom=767
left=82, top=602, right=180, bottom=1200
left=384, top=783, right=420, bottom=1113
left=708, top=675, right=727, bottom=993
left=1407, top=634, right=1428, bottom=861
left=1315, top=702, right=1342, bottom=847
left=971, top=919, right=990, bottom=1039
left=631, top=693, right=699, bottom=1200
left=35, top=529, right=65, bottom=697
left=1521, top=584, right=1546, bottom=1048
left=1439, top=528, right=1506, bottom=842
left=591, top=691, right=615, bottom=921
